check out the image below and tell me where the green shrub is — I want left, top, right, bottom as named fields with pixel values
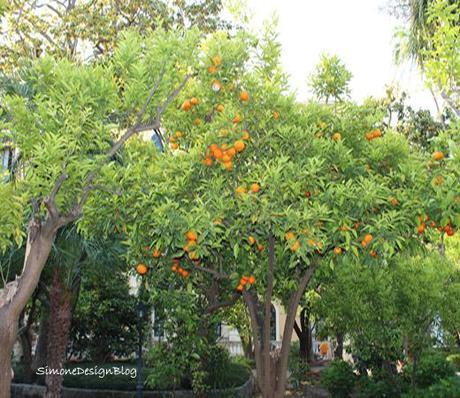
left=358, top=373, right=407, bottom=398
left=402, top=377, right=460, bottom=398
left=321, top=360, right=355, bottom=398
left=288, top=341, right=310, bottom=388
left=446, top=353, right=460, bottom=370
left=403, top=353, right=456, bottom=388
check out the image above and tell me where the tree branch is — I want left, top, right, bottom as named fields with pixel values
left=206, top=292, right=241, bottom=314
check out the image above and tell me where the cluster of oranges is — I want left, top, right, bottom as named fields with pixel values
left=169, top=130, right=184, bottom=150
left=236, top=275, right=256, bottom=292
left=285, top=231, right=301, bottom=252
left=171, top=259, right=190, bottom=278
left=235, top=183, right=260, bottom=196
left=360, top=234, right=373, bottom=247
left=181, top=96, right=199, bottom=112
left=203, top=138, right=247, bottom=170
left=247, top=235, right=265, bottom=252
left=365, top=129, right=382, bottom=141
left=207, top=55, right=222, bottom=74
left=183, top=231, right=199, bottom=260
left=418, top=216, right=455, bottom=237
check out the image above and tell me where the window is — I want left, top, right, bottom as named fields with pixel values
left=270, top=304, right=277, bottom=341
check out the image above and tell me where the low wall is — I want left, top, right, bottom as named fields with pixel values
left=12, top=377, right=254, bottom=398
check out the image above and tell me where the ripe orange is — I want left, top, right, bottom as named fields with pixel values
left=172, top=264, right=178, bottom=272
left=248, top=276, right=256, bottom=285
left=370, top=250, right=378, bottom=257
left=257, top=244, right=264, bottom=252
left=182, top=100, right=192, bottom=111
left=190, top=97, right=199, bottom=106
left=339, top=225, right=349, bottom=232
left=169, top=136, right=177, bottom=143
left=236, top=186, right=247, bottom=195
left=170, top=142, right=179, bottom=150
left=223, top=161, right=233, bottom=170
left=222, top=154, right=232, bottom=163
left=445, top=226, right=455, bottom=236
left=273, top=111, right=279, bottom=120
left=214, top=148, right=223, bottom=159
left=186, top=231, right=198, bottom=241
left=334, top=247, right=342, bottom=255
left=250, top=183, right=260, bottom=193
left=208, top=65, right=217, bottom=74
left=242, top=130, right=251, bottom=140
left=290, top=240, right=301, bottom=252
left=361, top=240, right=368, bottom=248
left=189, top=251, right=199, bottom=260
left=239, top=90, right=249, bottom=102
left=210, top=143, right=218, bottom=152
left=182, top=270, right=190, bottom=278
left=216, top=104, right=225, bottom=112
left=203, top=157, right=213, bottom=167
left=417, top=223, right=425, bottom=234
left=175, top=131, right=183, bottom=138
left=212, top=55, right=222, bottom=66
left=193, top=118, right=202, bottom=126
left=363, top=234, right=373, bottom=243
left=433, top=151, right=444, bottom=161
left=365, top=132, right=374, bottom=141
left=227, top=147, right=236, bottom=157
left=232, top=114, right=241, bottom=124
left=236, top=284, right=244, bottom=292
left=234, top=140, right=245, bottom=152
left=285, top=231, right=295, bottom=241
left=248, top=236, right=256, bottom=245
left=372, top=129, right=382, bottom=138
left=305, top=191, right=311, bottom=198
left=153, top=249, right=161, bottom=258
left=332, top=133, right=342, bottom=142
left=136, top=264, right=148, bottom=275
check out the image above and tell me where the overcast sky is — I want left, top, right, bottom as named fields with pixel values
left=237, top=0, right=436, bottom=111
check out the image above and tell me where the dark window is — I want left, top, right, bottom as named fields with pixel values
left=270, top=305, right=276, bottom=341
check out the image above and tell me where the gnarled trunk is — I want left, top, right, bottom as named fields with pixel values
left=44, top=268, right=74, bottom=398
left=334, top=332, right=344, bottom=360
left=0, top=227, right=55, bottom=398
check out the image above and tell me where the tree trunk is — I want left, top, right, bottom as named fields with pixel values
left=44, top=267, right=74, bottom=398
left=0, top=311, right=18, bottom=398
left=32, top=314, right=49, bottom=372
left=244, top=260, right=318, bottom=398
left=334, top=332, right=344, bottom=360
left=0, top=227, right=55, bottom=398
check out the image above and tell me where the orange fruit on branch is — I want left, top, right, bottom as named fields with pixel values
left=248, top=276, right=256, bottom=285
left=181, top=100, right=192, bottom=111
left=170, top=142, right=179, bottom=150
left=250, top=183, right=260, bottom=193
left=332, top=133, right=342, bottom=142
left=236, top=186, right=247, bottom=195
left=152, top=249, right=161, bottom=258
left=290, top=240, right=301, bottom=252
left=223, top=161, right=233, bottom=170
left=186, top=231, right=198, bottom=241
left=234, top=140, right=245, bottom=152
left=208, top=65, right=218, bottom=74
left=257, top=244, right=265, bottom=252
left=248, top=236, right=256, bottom=245
left=363, top=234, right=373, bottom=243
left=433, top=151, right=444, bottom=161
left=273, top=111, right=279, bottom=120
left=417, top=223, right=425, bottom=234
left=285, top=231, right=295, bottom=241
left=370, top=250, right=378, bottom=257
left=212, top=55, right=222, bottom=66
left=136, top=263, right=148, bottom=275
left=202, top=157, right=213, bottom=167
left=239, top=90, right=249, bottom=102
left=216, top=104, right=225, bottom=112
left=232, top=114, right=241, bottom=124
left=190, top=97, right=199, bottom=106
left=242, top=130, right=251, bottom=140
left=333, top=247, right=342, bottom=255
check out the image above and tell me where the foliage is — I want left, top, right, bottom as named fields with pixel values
left=321, top=360, right=355, bottom=398
left=423, top=0, right=460, bottom=104
left=69, top=266, right=138, bottom=361
left=288, top=342, right=310, bottom=388
left=309, top=54, right=352, bottom=103
left=402, top=377, right=460, bottom=398
left=358, top=374, right=407, bottom=398
left=446, top=353, right=460, bottom=370
left=0, top=0, right=231, bottom=71
left=403, top=352, right=456, bottom=388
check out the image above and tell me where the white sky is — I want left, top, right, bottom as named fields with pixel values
left=237, top=0, right=437, bottom=111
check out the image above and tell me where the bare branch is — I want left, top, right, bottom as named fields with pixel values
left=206, top=292, right=241, bottom=314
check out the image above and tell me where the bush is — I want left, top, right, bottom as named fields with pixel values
left=403, top=353, right=456, bottom=388
left=358, top=373, right=407, bottom=398
left=446, top=353, right=460, bottom=370
left=321, top=360, right=355, bottom=398
left=288, top=342, right=310, bottom=388
left=402, top=377, right=460, bottom=398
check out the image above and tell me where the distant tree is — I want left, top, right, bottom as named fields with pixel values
left=309, top=54, right=352, bottom=104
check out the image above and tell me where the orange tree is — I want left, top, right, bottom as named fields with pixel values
left=83, top=30, right=458, bottom=398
